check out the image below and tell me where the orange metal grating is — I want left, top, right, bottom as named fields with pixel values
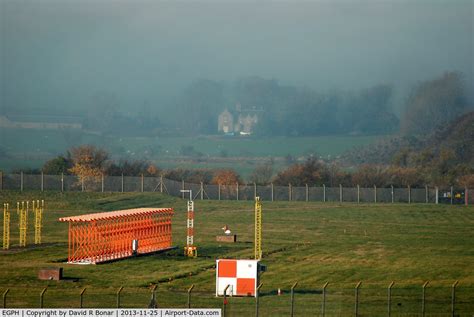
left=59, top=208, right=174, bottom=264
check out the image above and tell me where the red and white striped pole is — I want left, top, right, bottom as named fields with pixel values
left=181, top=190, right=197, bottom=257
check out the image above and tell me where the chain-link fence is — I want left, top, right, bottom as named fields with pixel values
left=1, top=283, right=473, bottom=316
left=0, top=172, right=472, bottom=205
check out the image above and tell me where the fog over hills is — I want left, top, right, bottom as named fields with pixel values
left=1, top=0, right=472, bottom=120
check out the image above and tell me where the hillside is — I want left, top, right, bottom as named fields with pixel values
left=343, top=111, right=474, bottom=166
left=428, top=111, right=474, bottom=164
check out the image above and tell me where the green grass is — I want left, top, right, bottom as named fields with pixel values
left=1, top=128, right=380, bottom=175
left=115, top=135, right=380, bottom=158
left=0, top=191, right=473, bottom=315
left=0, top=128, right=379, bottom=157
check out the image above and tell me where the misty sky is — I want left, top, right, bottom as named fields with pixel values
left=1, top=0, right=473, bottom=115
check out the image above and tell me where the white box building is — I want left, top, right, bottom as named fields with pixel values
left=216, top=259, right=260, bottom=297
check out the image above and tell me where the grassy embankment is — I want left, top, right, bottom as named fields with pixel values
left=0, top=190, right=473, bottom=315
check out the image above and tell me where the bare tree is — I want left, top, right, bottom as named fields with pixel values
left=248, top=162, right=273, bottom=185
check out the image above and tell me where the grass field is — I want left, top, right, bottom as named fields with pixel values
left=0, top=191, right=473, bottom=315
left=0, top=128, right=380, bottom=177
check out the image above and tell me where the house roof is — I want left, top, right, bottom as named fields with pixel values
left=58, top=207, right=174, bottom=222
left=219, top=109, right=232, bottom=116
left=6, top=115, right=83, bottom=124
left=219, top=108, right=263, bottom=117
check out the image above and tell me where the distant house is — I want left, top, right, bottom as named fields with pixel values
left=217, top=104, right=261, bottom=135
left=0, top=115, right=82, bottom=130
left=238, top=113, right=258, bottom=134
left=218, top=109, right=234, bottom=134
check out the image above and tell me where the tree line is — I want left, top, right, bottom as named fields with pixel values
left=163, top=71, right=470, bottom=138
left=14, top=144, right=473, bottom=189
left=40, top=71, right=469, bottom=139
left=172, top=77, right=399, bottom=136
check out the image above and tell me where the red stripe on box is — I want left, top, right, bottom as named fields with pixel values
left=237, top=278, right=255, bottom=296
left=218, top=260, right=237, bottom=278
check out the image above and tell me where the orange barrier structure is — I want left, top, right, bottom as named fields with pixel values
left=59, top=208, right=174, bottom=264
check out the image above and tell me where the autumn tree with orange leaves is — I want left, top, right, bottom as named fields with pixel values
left=211, top=169, right=241, bottom=185
left=68, top=145, right=109, bottom=190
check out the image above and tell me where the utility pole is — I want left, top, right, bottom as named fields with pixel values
left=181, top=190, right=197, bottom=257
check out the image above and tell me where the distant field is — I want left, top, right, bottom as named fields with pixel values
left=0, top=128, right=380, bottom=175
left=116, top=134, right=380, bottom=158
left=0, top=191, right=472, bottom=315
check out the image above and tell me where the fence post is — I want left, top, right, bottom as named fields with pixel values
left=101, top=174, right=105, bottom=193
left=121, top=174, right=124, bottom=193
left=271, top=183, right=274, bottom=202
left=339, top=184, right=343, bottom=203
left=421, top=281, right=429, bottom=317
left=39, top=287, right=47, bottom=308
left=323, top=184, right=326, bottom=202
left=0, top=171, right=3, bottom=190
left=148, top=285, right=157, bottom=308
left=20, top=171, right=23, bottom=192
left=254, top=182, right=257, bottom=199
left=255, top=283, right=262, bottom=317
left=451, top=280, right=458, bottom=317
left=374, top=185, right=377, bottom=203
left=465, top=188, right=468, bottom=206
left=305, top=184, right=309, bottom=202
left=187, top=284, right=194, bottom=308
left=116, top=286, right=124, bottom=308
left=218, top=184, right=221, bottom=201
left=289, top=183, right=292, bottom=201
left=290, top=282, right=298, bottom=317
left=80, top=287, right=86, bottom=308
left=141, top=174, right=144, bottom=193
left=61, top=173, right=64, bottom=192
left=388, top=281, right=394, bottom=317
left=408, top=185, right=411, bottom=204
left=435, top=186, right=439, bottom=204
left=236, top=183, right=239, bottom=201
left=2, top=289, right=9, bottom=308
left=160, top=175, right=163, bottom=193
left=425, top=185, right=428, bottom=203
left=355, top=281, right=361, bottom=317
left=201, top=182, right=204, bottom=200
left=41, top=171, right=44, bottom=191
left=322, top=282, right=329, bottom=317
left=81, top=177, right=84, bottom=192
left=391, top=185, right=394, bottom=203
left=450, top=186, right=453, bottom=205
left=451, top=281, right=459, bottom=317
left=223, top=284, right=230, bottom=317
left=357, top=185, right=360, bottom=204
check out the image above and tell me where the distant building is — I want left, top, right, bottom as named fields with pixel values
left=218, top=109, right=234, bottom=134
left=0, top=115, right=82, bottom=130
left=217, top=103, right=261, bottom=135
left=237, top=113, right=258, bottom=134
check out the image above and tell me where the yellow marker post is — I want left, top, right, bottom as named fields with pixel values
left=17, top=201, right=28, bottom=247
left=255, top=196, right=262, bottom=260
left=3, top=203, right=10, bottom=250
left=34, top=200, right=44, bottom=245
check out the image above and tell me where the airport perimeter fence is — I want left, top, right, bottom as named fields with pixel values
left=0, top=172, right=471, bottom=205
left=1, top=283, right=474, bottom=316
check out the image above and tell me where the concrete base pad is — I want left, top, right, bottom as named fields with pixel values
left=216, top=235, right=237, bottom=243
